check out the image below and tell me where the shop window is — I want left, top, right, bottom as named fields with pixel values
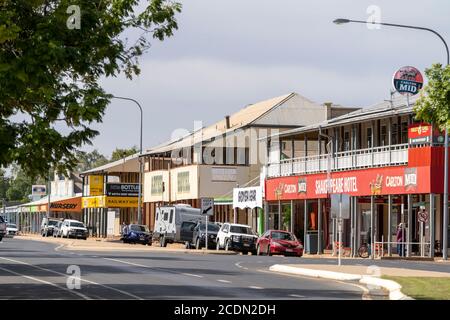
left=343, top=131, right=350, bottom=151
left=177, top=171, right=190, bottom=193
left=367, top=127, right=373, bottom=148
left=401, top=122, right=408, bottom=144
left=391, top=123, right=398, bottom=145
left=151, top=175, right=163, bottom=195
left=380, top=126, right=387, bottom=146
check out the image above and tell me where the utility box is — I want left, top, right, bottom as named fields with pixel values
left=305, top=232, right=324, bottom=254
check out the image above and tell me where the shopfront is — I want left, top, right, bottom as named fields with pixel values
left=265, top=162, right=441, bottom=257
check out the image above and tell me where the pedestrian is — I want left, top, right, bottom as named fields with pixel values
left=396, top=223, right=405, bottom=257
left=121, top=222, right=128, bottom=236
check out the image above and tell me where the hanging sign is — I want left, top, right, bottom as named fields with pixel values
left=392, top=66, right=423, bottom=96
left=233, top=186, right=263, bottom=209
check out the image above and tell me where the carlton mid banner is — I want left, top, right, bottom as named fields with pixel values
left=265, top=166, right=431, bottom=201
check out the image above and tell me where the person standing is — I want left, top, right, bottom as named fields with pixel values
left=396, top=223, right=405, bottom=257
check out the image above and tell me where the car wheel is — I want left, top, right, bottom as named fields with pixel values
left=266, top=246, right=271, bottom=256
left=225, top=239, right=231, bottom=251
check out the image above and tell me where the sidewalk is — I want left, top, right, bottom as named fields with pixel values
left=269, top=263, right=450, bottom=300
left=13, top=234, right=237, bottom=255
left=302, top=252, right=450, bottom=263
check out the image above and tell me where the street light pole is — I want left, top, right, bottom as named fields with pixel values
left=111, top=96, right=144, bottom=225
left=333, top=18, right=449, bottom=259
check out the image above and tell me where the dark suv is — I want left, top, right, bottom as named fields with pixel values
left=191, top=222, right=220, bottom=250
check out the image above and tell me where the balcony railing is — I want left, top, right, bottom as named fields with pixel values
left=267, top=144, right=408, bottom=178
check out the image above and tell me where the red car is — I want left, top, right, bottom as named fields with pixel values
left=256, top=230, right=303, bottom=257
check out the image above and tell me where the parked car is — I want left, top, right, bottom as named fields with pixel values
left=6, top=223, right=18, bottom=237
left=60, top=219, right=88, bottom=240
left=0, top=216, right=6, bottom=241
left=190, top=222, right=220, bottom=250
left=256, top=230, right=303, bottom=257
left=152, top=205, right=203, bottom=247
left=41, top=217, right=60, bottom=237
left=121, top=224, right=152, bottom=245
left=53, top=220, right=63, bottom=238
left=216, top=223, right=258, bottom=254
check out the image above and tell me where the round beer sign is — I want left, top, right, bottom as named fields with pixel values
left=392, top=66, right=424, bottom=96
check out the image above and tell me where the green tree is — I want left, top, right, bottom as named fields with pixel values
left=0, top=169, right=10, bottom=201
left=5, top=165, right=46, bottom=202
left=75, top=149, right=108, bottom=172
left=0, top=0, right=181, bottom=179
left=110, top=146, right=139, bottom=161
left=414, top=63, right=450, bottom=128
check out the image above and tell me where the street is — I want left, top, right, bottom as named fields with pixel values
left=0, top=238, right=366, bottom=300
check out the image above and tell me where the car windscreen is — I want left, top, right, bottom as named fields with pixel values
left=199, top=224, right=220, bottom=232
left=271, top=231, right=296, bottom=241
left=48, top=220, right=59, bottom=226
left=69, top=222, right=85, bottom=228
left=230, top=226, right=252, bottom=234
left=130, top=225, right=149, bottom=232
left=7, top=224, right=17, bottom=228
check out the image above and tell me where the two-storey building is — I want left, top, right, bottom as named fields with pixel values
left=142, top=93, right=358, bottom=232
left=264, top=94, right=448, bottom=257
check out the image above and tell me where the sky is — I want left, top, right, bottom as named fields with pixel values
left=85, top=0, right=450, bottom=157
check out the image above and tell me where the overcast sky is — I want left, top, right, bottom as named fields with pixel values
left=86, top=0, right=450, bottom=156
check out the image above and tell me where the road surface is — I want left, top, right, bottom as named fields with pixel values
left=0, top=237, right=366, bottom=300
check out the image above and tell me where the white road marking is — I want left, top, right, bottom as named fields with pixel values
left=0, top=264, right=91, bottom=300
left=103, top=258, right=149, bottom=268
left=234, top=261, right=249, bottom=270
left=248, top=286, right=263, bottom=290
left=182, top=273, right=203, bottom=278
left=289, top=294, right=305, bottom=298
left=217, top=279, right=231, bottom=283
left=54, top=244, right=65, bottom=251
left=91, top=256, right=98, bottom=258
left=0, top=256, right=143, bottom=300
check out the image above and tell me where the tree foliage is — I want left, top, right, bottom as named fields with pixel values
left=110, top=146, right=138, bottom=161
left=0, top=0, right=181, bottom=179
left=414, top=63, right=450, bottom=129
left=75, top=149, right=109, bottom=172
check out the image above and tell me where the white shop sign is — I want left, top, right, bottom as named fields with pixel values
left=233, top=186, right=263, bottom=209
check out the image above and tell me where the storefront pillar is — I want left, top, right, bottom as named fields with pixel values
left=303, top=199, right=307, bottom=253
left=258, top=208, right=264, bottom=235
left=388, top=194, right=392, bottom=256
left=278, top=200, right=281, bottom=230
left=233, top=207, right=237, bottom=224
left=264, top=201, right=269, bottom=232
left=430, top=193, right=435, bottom=258
left=407, top=194, right=412, bottom=257
left=317, top=198, right=322, bottom=254
left=370, top=195, right=375, bottom=259
left=290, top=200, right=294, bottom=234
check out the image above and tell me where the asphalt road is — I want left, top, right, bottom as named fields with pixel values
left=0, top=237, right=367, bottom=300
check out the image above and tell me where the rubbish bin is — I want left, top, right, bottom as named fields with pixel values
left=305, top=232, right=323, bottom=254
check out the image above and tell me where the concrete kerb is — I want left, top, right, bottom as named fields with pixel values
left=269, top=264, right=412, bottom=300
left=14, top=235, right=237, bottom=255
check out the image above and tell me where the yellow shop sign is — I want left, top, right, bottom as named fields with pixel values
left=105, top=197, right=139, bottom=208
left=82, top=196, right=105, bottom=209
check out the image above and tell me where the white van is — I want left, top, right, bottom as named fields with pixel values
left=153, top=205, right=203, bottom=247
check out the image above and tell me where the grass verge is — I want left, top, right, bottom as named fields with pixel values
left=382, top=276, right=450, bottom=300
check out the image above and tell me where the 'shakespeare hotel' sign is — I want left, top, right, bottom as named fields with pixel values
left=265, top=166, right=427, bottom=201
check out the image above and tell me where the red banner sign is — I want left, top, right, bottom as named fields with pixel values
left=265, top=166, right=431, bottom=201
